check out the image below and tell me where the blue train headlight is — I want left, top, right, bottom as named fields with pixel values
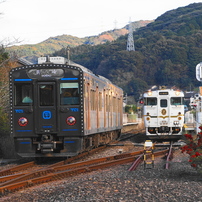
left=66, top=116, right=76, bottom=126
left=18, top=117, right=28, bottom=127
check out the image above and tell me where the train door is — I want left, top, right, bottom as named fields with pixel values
left=96, top=87, right=100, bottom=128
left=35, top=82, right=57, bottom=133
left=158, top=96, right=169, bottom=132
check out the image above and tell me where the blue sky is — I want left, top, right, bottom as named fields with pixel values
left=0, top=0, right=201, bottom=45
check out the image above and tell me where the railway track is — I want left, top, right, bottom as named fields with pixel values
left=0, top=148, right=169, bottom=195
left=165, top=142, right=174, bottom=169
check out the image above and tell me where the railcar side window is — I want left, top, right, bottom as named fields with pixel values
left=171, top=97, right=183, bottom=105
left=160, top=99, right=167, bottom=107
left=60, top=83, right=79, bottom=105
left=144, top=98, right=157, bottom=106
left=15, top=84, right=33, bottom=106
left=39, top=84, right=54, bottom=106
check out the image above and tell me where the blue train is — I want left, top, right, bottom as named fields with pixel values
left=10, top=56, right=123, bottom=157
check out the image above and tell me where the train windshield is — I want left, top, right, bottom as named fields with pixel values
left=39, top=84, right=54, bottom=106
left=171, top=97, right=184, bottom=105
left=144, top=98, right=157, bottom=106
left=15, top=84, right=33, bottom=106
left=160, top=99, right=167, bottom=107
left=60, top=82, right=79, bottom=105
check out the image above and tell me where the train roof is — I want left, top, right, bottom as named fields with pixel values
left=16, top=56, right=118, bottom=88
left=147, top=85, right=182, bottom=92
left=143, top=88, right=184, bottom=97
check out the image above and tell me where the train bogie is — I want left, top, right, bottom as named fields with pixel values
left=10, top=57, right=123, bottom=157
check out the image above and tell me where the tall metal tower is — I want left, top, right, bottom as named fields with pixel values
left=126, top=20, right=135, bottom=51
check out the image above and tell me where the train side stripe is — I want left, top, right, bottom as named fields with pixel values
left=60, top=78, right=78, bottom=80
left=14, top=79, right=32, bottom=81
left=64, top=141, right=75, bottom=143
left=144, top=115, right=184, bottom=118
left=62, top=129, right=78, bottom=131
left=20, top=142, right=30, bottom=144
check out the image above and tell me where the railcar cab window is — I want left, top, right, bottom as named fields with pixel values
left=144, top=98, right=157, bottom=106
left=39, top=84, right=54, bottom=106
left=171, top=97, right=183, bottom=105
left=160, top=99, right=167, bottom=107
left=60, top=83, right=79, bottom=105
left=15, top=84, right=33, bottom=106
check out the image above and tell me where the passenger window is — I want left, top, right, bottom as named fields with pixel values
left=60, top=83, right=79, bottom=105
left=160, top=99, right=167, bottom=107
left=15, top=84, right=33, bottom=106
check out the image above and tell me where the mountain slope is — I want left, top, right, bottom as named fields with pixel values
left=7, top=20, right=152, bottom=57
left=63, top=3, right=202, bottom=98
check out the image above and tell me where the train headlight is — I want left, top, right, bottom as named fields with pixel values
left=18, top=117, right=28, bottom=127
left=178, top=117, right=182, bottom=120
left=148, top=91, right=152, bottom=96
left=175, top=91, right=180, bottom=96
left=66, top=116, right=76, bottom=126
left=146, top=117, right=150, bottom=121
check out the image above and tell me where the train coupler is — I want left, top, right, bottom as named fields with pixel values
left=37, top=141, right=57, bottom=153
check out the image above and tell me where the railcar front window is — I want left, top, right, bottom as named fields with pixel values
left=15, top=84, right=33, bottom=106
left=60, top=83, right=79, bottom=105
left=145, top=98, right=157, bottom=106
left=39, top=84, right=54, bottom=106
left=160, top=99, right=167, bottom=107
left=171, top=97, right=183, bottom=105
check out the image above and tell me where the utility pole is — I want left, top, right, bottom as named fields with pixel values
left=66, top=46, right=70, bottom=64
left=126, top=19, right=135, bottom=51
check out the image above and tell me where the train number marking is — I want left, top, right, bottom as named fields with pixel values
left=70, top=108, right=79, bottom=112
left=15, top=109, right=24, bottom=113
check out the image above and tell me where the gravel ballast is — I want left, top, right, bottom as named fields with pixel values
left=0, top=148, right=201, bottom=202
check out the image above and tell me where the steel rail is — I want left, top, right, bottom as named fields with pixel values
left=128, top=143, right=157, bottom=171
left=165, top=143, right=174, bottom=169
left=0, top=149, right=168, bottom=194
left=0, top=161, right=35, bottom=177
left=0, top=150, right=144, bottom=187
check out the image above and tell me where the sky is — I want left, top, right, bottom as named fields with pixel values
left=0, top=0, right=201, bottom=45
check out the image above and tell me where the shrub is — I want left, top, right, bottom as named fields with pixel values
left=181, top=128, right=202, bottom=173
left=125, top=105, right=137, bottom=114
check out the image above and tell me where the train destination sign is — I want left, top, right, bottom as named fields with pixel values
left=159, top=92, right=168, bottom=95
left=27, top=69, right=64, bottom=79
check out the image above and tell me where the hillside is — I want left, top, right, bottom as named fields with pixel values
left=7, top=20, right=152, bottom=57
left=7, top=3, right=202, bottom=100
left=58, top=3, right=202, bottom=98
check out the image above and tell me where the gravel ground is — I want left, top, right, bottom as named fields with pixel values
left=0, top=147, right=201, bottom=202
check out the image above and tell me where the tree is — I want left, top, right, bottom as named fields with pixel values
left=0, top=45, right=9, bottom=65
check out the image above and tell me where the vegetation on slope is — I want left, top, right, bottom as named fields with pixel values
left=7, top=20, right=151, bottom=58
left=54, top=3, right=202, bottom=98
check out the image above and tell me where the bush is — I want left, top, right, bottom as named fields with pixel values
left=181, top=128, right=202, bottom=173
left=0, top=108, right=9, bottom=134
left=125, top=105, right=137, bottom=114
